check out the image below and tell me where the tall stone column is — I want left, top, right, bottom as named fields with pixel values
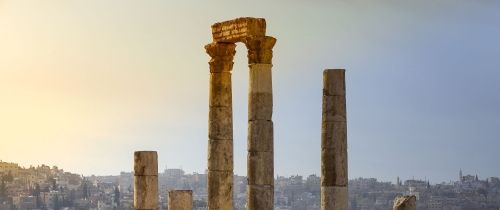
left=168, top=190, right=193, bottom=210
left=205, top=42, right=236, bottom=210
left=245, top=36, right=276, bottom=210
left=393, top=195, right=416, bottom=210
left=321, top=69, right=348, bottom=210
left=134, top=151, right=158, bottom=210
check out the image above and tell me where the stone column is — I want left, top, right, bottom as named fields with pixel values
left=245, top=36, right=276, bottom=210
left=393, top=195, right=416, bottom=210
left=134, top=151, right=158, bottom=210
left=205, top=42, right=236, bottom=210
left=168, top=190, right=193, bottom=210
left=321, top=69, right=348, bottom=210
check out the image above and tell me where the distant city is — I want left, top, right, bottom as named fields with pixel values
left=1, top=160, right=500, bottom=210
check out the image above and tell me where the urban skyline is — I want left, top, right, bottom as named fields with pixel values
left=1, top=0, right=500, bottom=184
left=0, top=160, right=493, bottom=185
left=2, top=160, right=500, bottom=209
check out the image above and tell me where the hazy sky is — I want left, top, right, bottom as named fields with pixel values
left=1, top=0, right=499, bottom=183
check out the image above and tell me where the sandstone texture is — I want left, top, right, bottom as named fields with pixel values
left=206, top=39, right=237, bottom=210
left=211, top=17, right=266, bottom=43
left=206, top=17, right=276, bottom=210
left=168, top=190, right=193, bottom=210
left=393, top=195, right=416, bottom=210
left=321, top=69, right=348, bottom=210
left=134, top=151, right=158, bottom=210
left=321, top=186, right=348, bottom=210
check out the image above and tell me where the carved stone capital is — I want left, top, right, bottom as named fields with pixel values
left=205, top=42, right=237, bottom=72
left=205, top=42, right=237, bottom=61
left=244, top=36, right=276, bottom=64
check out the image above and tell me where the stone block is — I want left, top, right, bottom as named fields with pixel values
left=247, top=151, right=274, bottom=185
left=209, top=72, right=232, bottom=107
left=168, top=190, right=193, bottom=210
left=211, top=17, right=266, bottom=43
left=248, top=120, right=273, bottom=152
left=134, top=175, right=158, bottom=210
left=247, top=185, right=274, bottom=210
left=248, top=92, right=273, bottom=120
left=207, top=171, right=233, bottom=210
left=321, top=148, right=348, bottom=186
left=323, top=69, right=345, bottom=96
left=208, top=140, right=233, bottom=171
left=249, top=64, right=273, bottom=94
left=208, top=107, right=233, bottom=140
left=321, top=186, right=348, bottom=210
left=321, top=121, right=347, bottom=150
left=393, top=195, right=416, bottom=210
left=322, top=95, right=346, bottom=122
left=134, top=151, right=158, bottom=176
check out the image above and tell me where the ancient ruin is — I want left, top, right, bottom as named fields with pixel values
left=134, top=151, right=158, bottom=210
left=168, top=190, right=193, bottom=210
left=321, top=69, right=348, bottom=210
left=206, top=17, right=276, bottom=210
left=132, top=18, right=351, bottom=210
left=393, top=195, right=417, bottom=210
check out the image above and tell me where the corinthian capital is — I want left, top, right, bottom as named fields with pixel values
left=205, top=42, right=237, bottom=73
left=244, top=36, right=276, bottom=64
left=205, top=42, right=237, bottom=60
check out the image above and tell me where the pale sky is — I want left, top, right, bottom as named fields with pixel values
left=1, top=0, right=499, bottom=183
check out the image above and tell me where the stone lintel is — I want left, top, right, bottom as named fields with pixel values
left=212, top=17, right=266, bottom=43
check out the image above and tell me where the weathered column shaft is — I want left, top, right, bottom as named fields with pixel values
left=134, top=151, right=158, bottom=210
left=206, top=42, right=236, bottom=210
left=393, top=195, right=416, bottom=210
left=168, top=190, right=193, bottom=210
left=246, top=36, right=276, bottom=210
left=321, top=69, right=348, bottom=210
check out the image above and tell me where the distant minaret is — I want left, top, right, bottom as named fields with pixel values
left=459, top=169, right=463, bottom=182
